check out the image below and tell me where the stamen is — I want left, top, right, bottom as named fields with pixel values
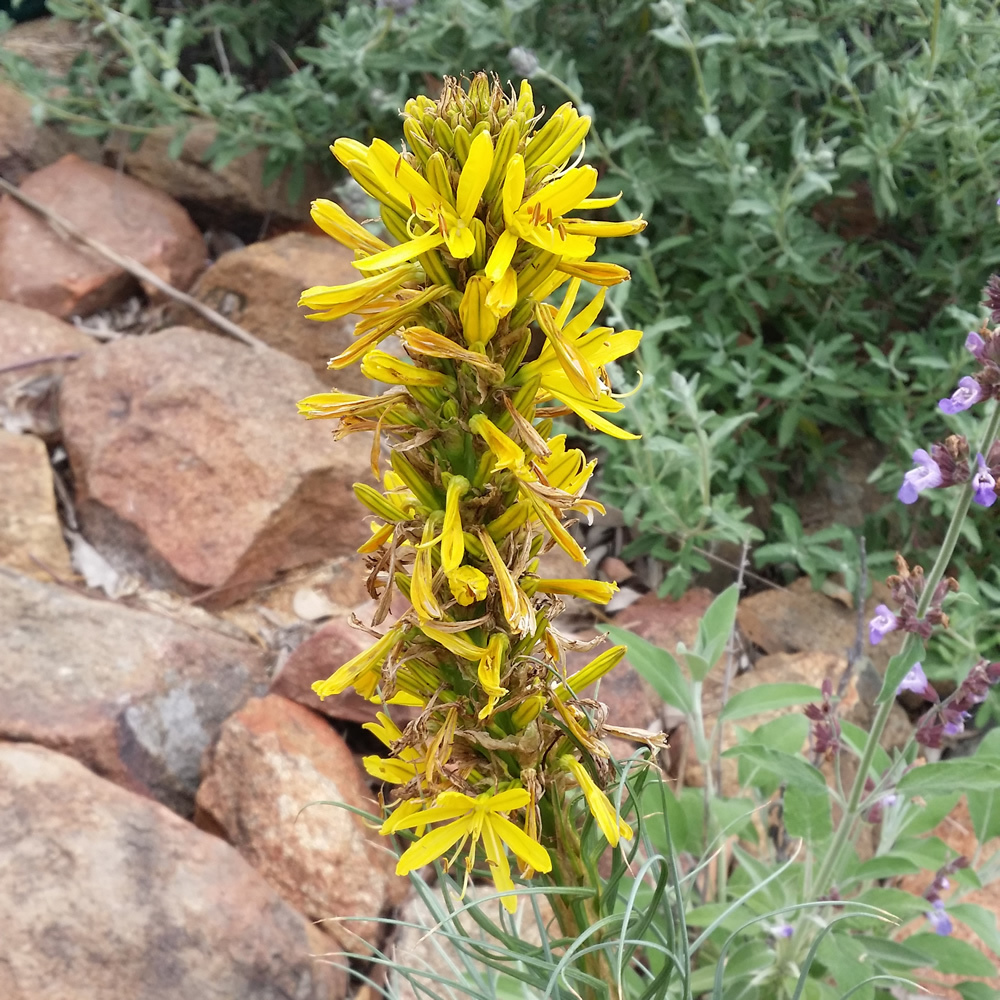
left=558, top=223, right=568, bottom=240
left=546, top=208, right=553, bottom=225
left=438, top=211, right=449, bottom=237
left=531, top=203, right=542, bottom=226
left=410, top=195, right=418, bottom=215
left=394, top=156, right=403, bottom=178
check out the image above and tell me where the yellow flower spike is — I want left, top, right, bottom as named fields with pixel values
left=312, top=624, right=405, bottom=700
left=533, top=578, right=619, bottom=605
left=398, top=327, right=505, bottom=381
left=447, top=565, right=489, bottom=606
left=479, top=529, right=536, bottom=636
left=477, top=633, right=509, bottom=720
left=361, top=349, right=455, bottom=389
left=440, top=475, right=470, bottom=573
left=390, top=789, right=552, bottom=912
left=553, top=644, right=628, bottom=700
left=459, top=276, right=499, bottom=347
left=358, top=521, right=395, bottom=554
left=310, top=199, right=390, bottom=256
left=562, top=756, right=633, bottom=846
left=412, top=517, right=443, bottom=621
left=469, top=413, right=527, bottom=472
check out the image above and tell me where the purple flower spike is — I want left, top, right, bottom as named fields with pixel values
left=898, top=449, right=943, bottom=504
left=939, top=376, right=983, bottom=414
left=898, top=662, right=933, bottom=697
left=965, top=331, right=986, bottom=359
left=926, top=900, right=953, bottom=936
left=869, top=604, right=898, bottom=646
left=972, top=452, right=997, bottom=508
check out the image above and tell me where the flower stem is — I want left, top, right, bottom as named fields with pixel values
left=813, top=400, right=1000, bottom=897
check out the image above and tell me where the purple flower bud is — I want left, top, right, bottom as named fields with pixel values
left=942, top=715, right=967, bottom=736
left=966, top=331, right=987, bottom=360
left=939, top=376, right=984, bottom=414
left=869, top=604, right=898, bottom=646
left=898, top=449, right=943, bottom=504
left=926, top=900, right=953, bottom=936
left=898, top=662, right=934, bottom=698
left=972, top=452, right=997, bottom=508
left=773, top=923, right=794, bottom=939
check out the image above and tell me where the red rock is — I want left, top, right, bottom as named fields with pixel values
left=0, top=567, right=268, bottom=814
left=196, top=695, right=406, bottom=951
left=0, top=300, right=93, bottom=394
left=59, top=326, right=374, bottom=606
left=0, top=154, right=205, bottom=318
left=176, top=232, right=376, bottom=385
left=0, top=741, right=342, bottom=1000
left=0, top=430, right=73, bottom=580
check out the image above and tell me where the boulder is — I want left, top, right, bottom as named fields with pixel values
left=196, top=694, right=406, bottom=951
left=0, top=741, right=343, bottom=1000
left=0, top=567, right=268, bottom=814
left=176, top=232, right=376, bottom=385
left=59, top=326, right=373, bottom=606
left=0, top=429, right=73, bottom=580
left=110, top=121, right=327, bottom=222
left=0, top=154, right=205, bottom=318
left=0, top=300, right=94, bottom=394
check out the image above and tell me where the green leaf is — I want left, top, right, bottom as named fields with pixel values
left=602, top=625, right=694, bottom=715
left=904, top=934, right=998, bottom=978
left=851, top=934, right=932, bottom=969
left=957, top=982, right=999, bottom=1000
left=950, top=903, right=1000, bottom=959
left=722, top=743, right=827, bottom=793
left=967, top=728, right=1000, bottom=842
left=897, top=760, right=1000, bottom=797
left=783, top=783, right=832, bottom=843
left=720, top=682, right=822, bottom=722
left=853, top=856, right=922, bottom=881
left=695, top=583, right=740, bottom=675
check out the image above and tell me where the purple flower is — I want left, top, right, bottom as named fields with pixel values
left=773, top=923, right=794, bottom=939
left=966, top=331, right=987, bottom=360
left=926, top=899, right=952, bottom=936
left=939, top=376, right=983, bottom=414
left=898, top=449, right=943, bottom=504
left=972, top=452, right=997, bottom=508
left=898, top=662, right=933, bottom=697
left=869, top=604, right=898, bottom=646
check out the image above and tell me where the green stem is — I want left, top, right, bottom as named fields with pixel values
left=813, top=400, right=1000, bottom=897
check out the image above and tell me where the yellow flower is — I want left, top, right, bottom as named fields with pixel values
left=553, top=644, right=628, bottom=700
left=477, top=633, right=509, bottom=720
left=361, top=350, right=455, bottom=389
left=310, top=198, right=390, bottom=256
left=447, top=565, right=489, bottom=606
left=411, top=517, right=443, bottom=621
left=440, top=476, right=469, bottom=573
left=478, top=529, right=536, bottom=636
left=385, top=788, right=552, bottom=912
left=469, top=413, right=526, bottom=472
left=562, top=756, right=633, bottom=846
left=348, top=132, right=495, bottom=270
left=358, top=520, right=395, bottom=554
left=420, top=625, right=488, bottom=662
left=532, top=578, right=618, bottom=604
left=312, top=625, right=405, bottom=701
left=298, top=263, right=417, bottom=322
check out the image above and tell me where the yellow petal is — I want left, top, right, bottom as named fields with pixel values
left=311, top=198, right=389, bottom=255
left=456, top=130, right=494, bottom=222
left=535, top=303, right=601, bottom=402
left=485, top=267, right=518, bottom=318
left=534, top=578, right=618, bottom=605
left=484, top=229, right=519, bottom=283
left=527, top=166, right=598, bottom=220
left=351, top=229, right=447, bottom=273
left=440, top=476, right=469, bottom=573
left=469, top=413, right=526, bottom=472
left=502, top=153, right=526, bottom=225
left=459, top=276, right=499, bottom=347
left=562, top=217, right=647, bottom=238
left=553, top=644, right=628, bottom=700
left=563, top=756, right=633, bottom=845
left=447, top=565, right=489, bottom=605
left=444, top=224, right=477, bottom=260
left=395, top=817, right=472, bottom=875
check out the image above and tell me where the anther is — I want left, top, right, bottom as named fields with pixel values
left=531, top=203, right=542, bottom=226
left=558, top=223, right=567, bottom=240
left=394, top=157, right=403, bottom=178
left=546, top=208, right=553, bottom=225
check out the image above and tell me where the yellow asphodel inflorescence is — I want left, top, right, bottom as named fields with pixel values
left=298, top=74, right=654, bottom=912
